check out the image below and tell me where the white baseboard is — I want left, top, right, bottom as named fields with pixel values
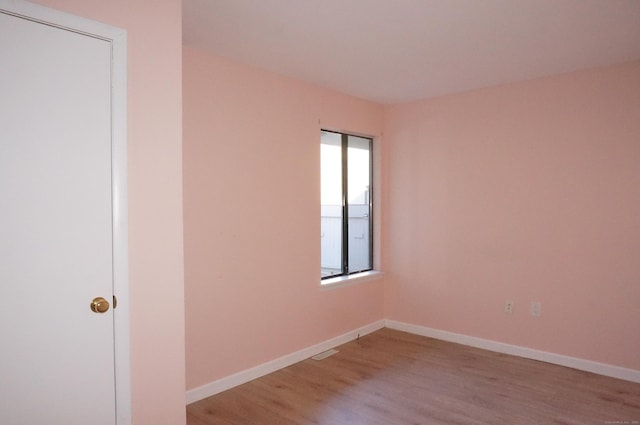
left=187, top=318, right=639, bottom=404
left=385, top=319, right=640, bottom=384
left=186, top=320, right=385, bottom=404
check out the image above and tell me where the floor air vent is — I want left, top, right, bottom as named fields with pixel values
left=311, top=349, right=339, bottom=361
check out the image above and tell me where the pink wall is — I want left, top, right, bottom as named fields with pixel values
left=33, top=1, right=185, bottom=423
left=183, top=46, right=385, bottom=390
left=383, top=61, right=640, bottom=370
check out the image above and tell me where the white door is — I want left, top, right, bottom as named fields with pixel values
left=0, top=5, right=124, bottom=425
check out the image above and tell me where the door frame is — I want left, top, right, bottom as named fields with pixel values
left=0, top=1, right=130, bottom=423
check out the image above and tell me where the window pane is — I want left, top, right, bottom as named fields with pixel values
left=321, top=131, right=343, bottom=278
left=347, top=135, right=372, bottom=273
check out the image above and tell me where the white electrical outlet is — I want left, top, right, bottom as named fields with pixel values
left=531, top=301, right=542, bottom=317
left=504, top=300, right=514, bottom=314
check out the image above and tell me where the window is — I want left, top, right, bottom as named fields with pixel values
left=321, top=130, right=373, bottom=280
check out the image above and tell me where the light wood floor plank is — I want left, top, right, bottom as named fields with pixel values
left=187, top=328, right=640, bottom=424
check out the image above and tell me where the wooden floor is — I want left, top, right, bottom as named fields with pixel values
left=187, top=328, right=640, bottom=425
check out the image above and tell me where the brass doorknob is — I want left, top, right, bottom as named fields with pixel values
left=90, top=297, right=110, bottom=313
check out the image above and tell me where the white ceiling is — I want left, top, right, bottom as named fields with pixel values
left=183, top=0, right=640, bottom=104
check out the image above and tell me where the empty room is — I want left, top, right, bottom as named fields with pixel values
left=1, top=0, right=638, bottom=424
left=182, top=1, right=640, bottom=424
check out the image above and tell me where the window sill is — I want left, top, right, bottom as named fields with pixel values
left=320, top=270, right=383, bottom=290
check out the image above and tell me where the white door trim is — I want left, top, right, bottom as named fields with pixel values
left=0, top=1, right=130, bottom=423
